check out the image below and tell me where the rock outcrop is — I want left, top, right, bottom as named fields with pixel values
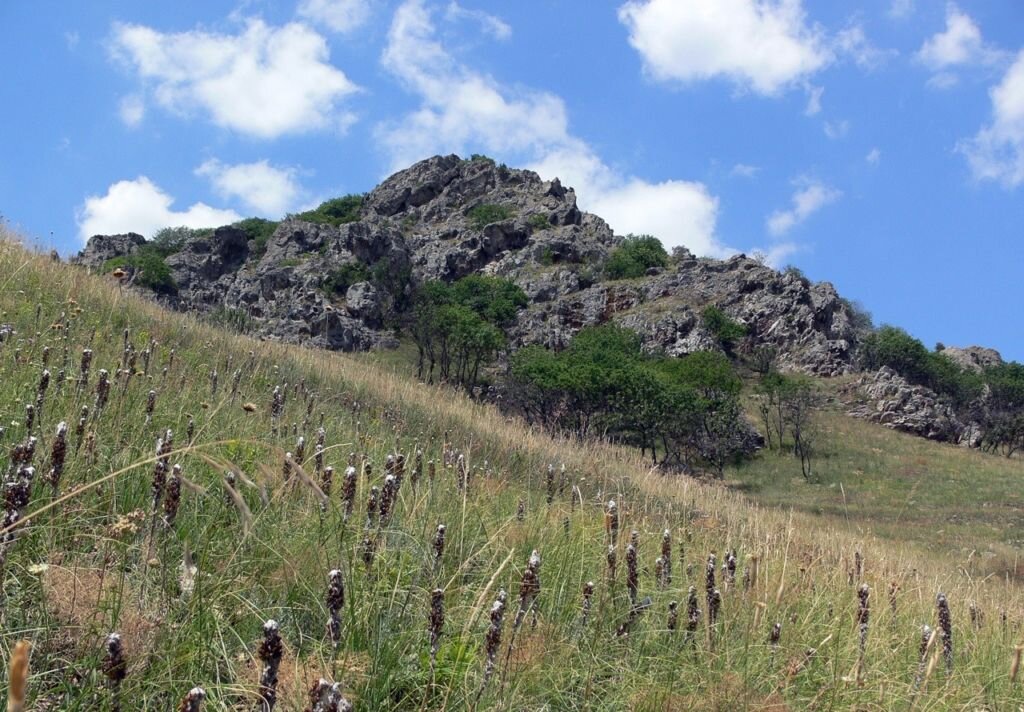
left=845, top=367, right=982, bottom=445
left=941, top=346, right=1003, bottom=373
left=75, top=155, right=867, bottom=373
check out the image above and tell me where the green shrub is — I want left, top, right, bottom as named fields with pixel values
left=101, top=245, right=177, bottom=295
left=467, top=204, right=513, bottom=230
left=293, top=194, right=364, bottom=226
left=604, top=234, right=668, bottom=280
left=323, top=262, right=371, bottom=296
left=233, top=218, right=279, bottom=257
left=528, top=213, right=551, bottom=231
left=151, top=226, right=212, bottom=257
left=702, top=305, right=747, bottom=351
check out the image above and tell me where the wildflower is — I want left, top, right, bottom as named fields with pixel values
left=709, top=589, right=721, bottom=628
left=606, top=544, right=617, bottom=581
left=605, top=500, right=618, bottom=546
left=667, top=600, right=679, bottom=631
left=258, top=619, right=283, bottom=710
left=516, top=498, right=525, bottom=522
left=545, top=464, right=555, bottom=504
left=705, top=553, right=717, bottom=613
left=361, top=535, right=376, bottom=568
left=579, top=581, right=594, bottom=631
left=186, top=416, right=195, bottom=445
left=163, top=464, right=182, bottom=528
left=321, top=466, right=334, bottom=500
left=724, top=550, right=737, bottom=586
left=342, top=466, right=357, bottom=520
left=937, top=593, right=953, bottom=672
left=411, top=448, right=423, bottom=487
left=145, top=390, right=156, bottom=425
left=661, top=529, right=672, bottom=586
left=326, top=569, right=345, bottom=649
left=6, top=640, right=29, bottom=712
left=379, top=475, right=397, bottom=526
left=94, top=369, right=111, bottom=412
left=102, top=633, right=127, bottom=712
left=282, top=452, right=293, bottom=485
left=231, top=369, right=242, bottom=402
left=295, top=436, right=306, bottom=466
left=626, top=542, right=639, bottom=606
left=914, top=624, right=933, bottom=689
left=514, top=550, right=542, bottom=632
left=428, top=459, right=436, bottom=484
left=46, top=421, right=67, bottom=495
left=151, top=444, right=168, bottom=512
left=857, top=583, right=870, bottom=656
left=178, top=686, right=205, bottom=712
left=210, top=369, right=218, bottom=396
left=79, top=348, right=93, bottom=389
left=479, top=589, right=507, bottom=696
left=307, top=679, right=351, bottom=712
left=24, top=404, right=34, bottom=433
left=433, top=524, right=446, bottom=572
left=429, top=588, right=445, bottom=668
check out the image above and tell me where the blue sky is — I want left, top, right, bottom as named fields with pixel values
left=1, top=0, right=1022, bottom=360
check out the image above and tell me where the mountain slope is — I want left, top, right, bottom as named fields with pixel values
left=2, top=230, right=1022, bottom=708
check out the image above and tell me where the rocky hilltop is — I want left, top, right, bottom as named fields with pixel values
left=75, top=155, right=865, bottom=375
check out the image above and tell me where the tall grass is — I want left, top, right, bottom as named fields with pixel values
left=0, top=234, right=1021, bottom=709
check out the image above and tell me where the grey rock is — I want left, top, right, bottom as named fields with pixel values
left=941, top=346, right=1003, bottom=373
left=72, top=232, right=145, bottom=268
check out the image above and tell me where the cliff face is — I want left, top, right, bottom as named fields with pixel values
left=75, top=154, right=866, bottom=376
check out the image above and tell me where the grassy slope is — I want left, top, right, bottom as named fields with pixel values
left=0, top=235, right=1021, bottom=710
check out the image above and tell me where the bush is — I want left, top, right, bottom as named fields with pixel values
left=151, top=226, right=212, bottom=256
left=702, top=306, right=747, bottom=352
left=528, top=213, right=551, bottom=231
left=322, top=262, right=371, bottom=296
left=102, top=244, right=177, bottom=295
left=293, top=194, right=364, bottom=226
left=604, top=234, right=668, bottom=280
left=467, top=204, right=514, bottom=230
left=233, top=218, right=279, bottom=257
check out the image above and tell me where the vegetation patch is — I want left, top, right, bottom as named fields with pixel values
left=604, top=234, right=668, bottom=279
left=292, top=194, right=365, bottom=226
left=101, top=243, right=177, bottom=295
left=322, top=262, right=371, bottom=297
left=467, top=203, right=514, bottom=230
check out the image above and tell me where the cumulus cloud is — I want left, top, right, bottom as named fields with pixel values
left=888, top=0, right=914, bottom=20
left=109, top=19, right=359, bottom=138
left=957, top=50, right=1024, bottom=187
left=835, top=23, right=895, bottom=70
left=916, top=3, right=1003, bottom=87
left=196, top=159, right=304, bottom=216
left=297, top=0, right=371, bottom=34
left=378, top=0, right=728, bottom=256
left=823, top=119, right=850, bottom=139
left=617, top=0, right=831, bottom=96
left=766, top=179, right=841, bottom=236
left=77, top=177, right=241, bottom=241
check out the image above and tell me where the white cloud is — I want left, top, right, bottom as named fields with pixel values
left=297, top=0, right=371, bottom=34
left=195, top=159, right=304, bottom=216
left=925, top=71, right=959, bottom=90
left=804, top=85, right=823, bottom=115
left=835, top=23, right=895, bottom=70
left=444, top=2, right=511, bottom=40
left=77, top=177, right=241, bottom=241
left=888, top=0, right=914, bottom=20
left=64, top=31, right=80, bottom=50
left=109, top=19, right=359, bottom=138
left=617, top=0, right=830, bottom=96
left=752, top=241, right=800, bottom=268
left=823, top=119, right=849, bottom=139
left=957, top=50, right=1024, bottom=187
left=916, top=3, right=1001, bottom=71
left=118, top=94, right=145, bottom=127
left=730, top=163, right=760, bottom=178
left=766, top=179, right=841, bottom=236
left=866, top=147, right=881, bottom=164
left=378, top=0, right=727, bottom=256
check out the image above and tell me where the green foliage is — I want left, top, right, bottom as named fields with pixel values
left=604, top=234, right=668, bottom=280
left=322, top=262, right=371, bottom=296
left=840, top=297, right=874, bottom=332
left=701, top=305, right=747, bottom=352
left=528, top=213, right=551, bottom=231
left=860, top=325, right=982, bottom=406
left=101, top=243, right=177, bottom=295
left=370, top=255, right=414, bottom=312
left=980, top=361, right=1024, bottom=456
left=467, top=203, right=514, bottom=230
left=233, top=217, right=279, bottom=257
left=410, top=276, right=527, bottom=390
left=151, top=226, right=212, bottom=257
left=279, top=257, right=302, bottom=268
left=293, top=194, right=364, bottom=226
left=507, top=325, right=750, bottom=474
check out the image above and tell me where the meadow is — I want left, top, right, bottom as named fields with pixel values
left=1, top=233, right=1022, bottom=709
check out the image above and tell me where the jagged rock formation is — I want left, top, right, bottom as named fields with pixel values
left=845, top=367, right=982, bottom=446
left=75, top=155, right=866, bottom=377
left=941, top=346, right=1003, bottom=373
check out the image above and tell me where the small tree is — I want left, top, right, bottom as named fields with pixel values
left=604, top=235, right=668, bottom=279
left=702, top=306, right=747, bottom=354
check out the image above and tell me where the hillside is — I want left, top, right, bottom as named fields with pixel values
left=3, top=232, right=1023, bottom=708
left=74, top=155, right=1021, bottom=455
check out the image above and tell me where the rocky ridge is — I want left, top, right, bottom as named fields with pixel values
left=75, top=154, right=864, bottom=375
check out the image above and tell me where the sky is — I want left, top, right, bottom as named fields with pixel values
left=1, top=0, right=1022, bottom=360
